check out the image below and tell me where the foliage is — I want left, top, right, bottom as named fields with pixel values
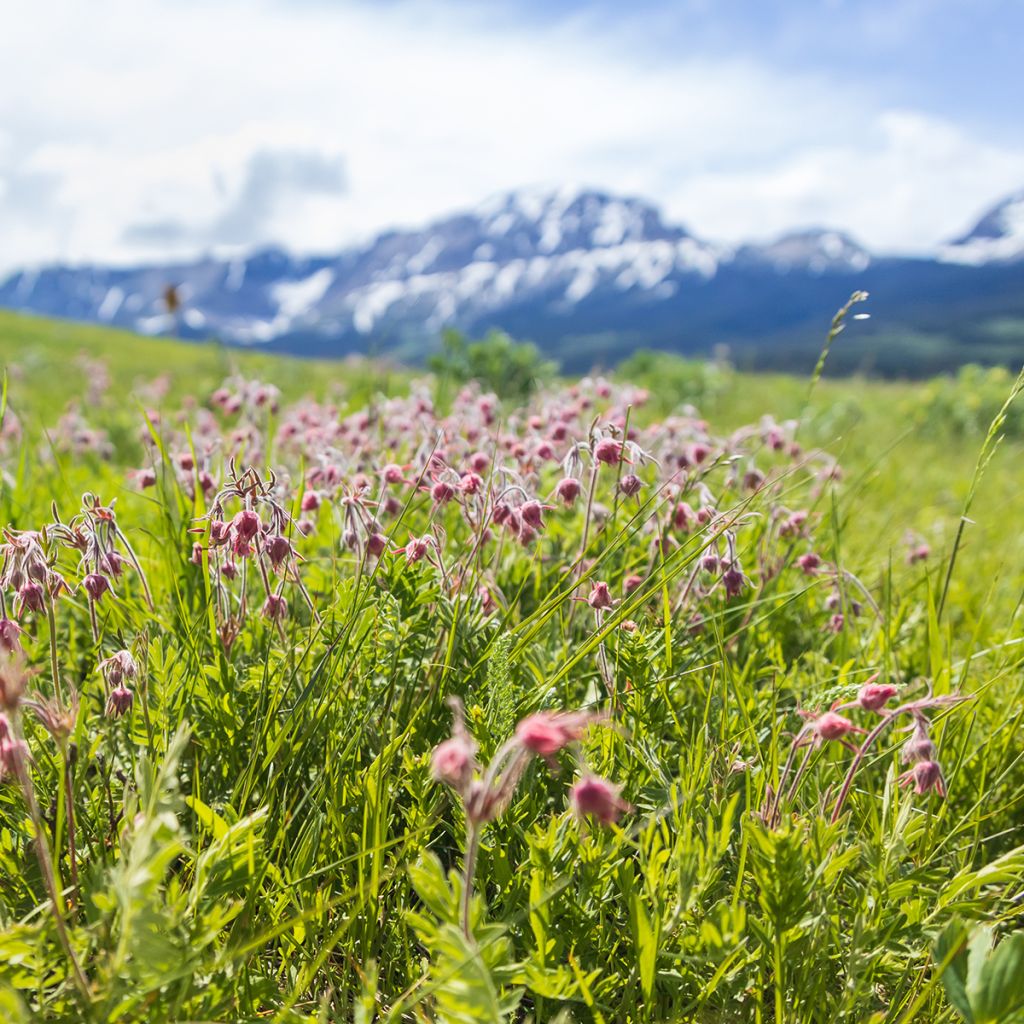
left=429, top=328, right=555, bottom=402
left=0, top=311, right=1021, bottom=1022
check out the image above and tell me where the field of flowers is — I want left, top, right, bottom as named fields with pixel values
left=1, top=310, right=1024, bottom=1023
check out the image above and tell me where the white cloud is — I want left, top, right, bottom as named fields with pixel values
left=0, top=0, right=1021, bottom=273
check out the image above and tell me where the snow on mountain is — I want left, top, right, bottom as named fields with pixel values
left=2, top=184, right=1024, bottom=368
left=940, top=191, right=1024, bottom=265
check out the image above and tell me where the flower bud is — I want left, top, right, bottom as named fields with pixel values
left=570, top=775, right=630, bottom=825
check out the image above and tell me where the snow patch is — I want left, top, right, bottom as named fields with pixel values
left=272, top=268, right=334, bottom=319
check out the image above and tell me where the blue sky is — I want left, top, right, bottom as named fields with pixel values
left=0, top=0, right=1021, bottom=272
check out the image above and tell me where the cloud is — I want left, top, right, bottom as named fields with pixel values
left=0, top=0, right=1021, bottom=273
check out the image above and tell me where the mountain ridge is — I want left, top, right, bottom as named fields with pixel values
left=2, top=186, right=1023, bottom=375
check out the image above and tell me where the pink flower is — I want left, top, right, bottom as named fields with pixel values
left=83, top=573, right=111, bottom=602
left=262, top=594, right=288, bottom=621
left=100, top=650, right=138, bottom=686
left=555, top=477, right=582, bottom=507
left=570, top=775, right=630, bottom=825
left=300, top=491, right=321, bottom=512
left=797, top=552, right=821, bottom=575
left=515, top=710, right=598, bottom=760
left=431, top=735, right=476, bottom=789
left=624, top=573, right=644, bottom=594
left=812, top=711, right=864, bottom=742
left=898, top=759, right=945, bottom=796
left=209, top=519, right=231, bottom=547
left=17, top=581, right=45, bottom=615
left=265, top=535, right=292, bottom=570
left=232, top=509, right=262, bottom=543
left=520, top=500, right=548, bottom=530
left=619, top=474, right=642, bottom=496
left=431, top=480, right=456, bottom=505
left=722, top=567, right=747, bottom=599
left=858, top=682, right=899, bottom=712
left=0, top=619, right=22, bottom=654
left=367, top=532, right=388, bottom=558
left=106, top=685, right=134, bottom=718
left=594, top=438, right=624, bottom=465
left=587, top=581, right=614, bottom=610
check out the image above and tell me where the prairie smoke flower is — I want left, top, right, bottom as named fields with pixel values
left=262, top=594, right=288, bottom=621
left=0, top=714, right=29, bottom=778
left=594, top=438, right=624, bottom=465
left=908, top=543, right=930, bottom=564
left=555, top=477, right=582, bottom=507
left=190, top=541, right=204, bottom=566
left=232, top=509, right=262, bottom=543
left=106, top=685, right=134, bottom=718
left=520, top=500, right=548, bottom=530
left=899, top=759, right=945, bottom=796
left=459, top=472, right=484, bottom=495
left=811, top=710, right=864, bottom=743
left=430, top=480, right=456, bottom=505
left=265, top=535, right=292, bottom=570
left=99, top=649, right=138, bottom=686
left=209, top=519, right=231, bottom=547
left=797, top=552, right=821, bottom=574
left=431, top=735, right=476, bottom=791
left=900, top=719, right=938, bottom=764
left=619, top=474, right=642, bottom=496
left=17, top=581, right=45, bottom=615
left=587, top=581, right=615, bottom=610
left=827, top=614, right=845, bottom=633
left=570, top=775, right=630, bottom=826
left=722, top=567, right=747, bottom=599
left=702, top=553, right=720, bottom=573
left=858, top=682, right=899, bottom=712
left=468, top=452, right=489, bottom=474
left=624, top=573, right=644, bottom=594
left=100, top=550, right=125, bottom=578
left=382, top=463, right=406, bottom=485
left=515, top=710, right=600, bottom=761
left=367, top=532, right=388, bottom=558
left=690, top=442, right=711, bottom=464
left=300, top=491, right=321, bottom=512
left=136, top=467, right=157, bottom=488
left=82, top=573, right=110, bottom=602
left=0, top=619, right=22, bottom=654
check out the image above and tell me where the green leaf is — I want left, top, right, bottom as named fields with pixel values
left=935, top=920, right=974, bottom=1023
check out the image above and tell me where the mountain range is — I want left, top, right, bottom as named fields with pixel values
left=2, top=186, right=1023, bottom=375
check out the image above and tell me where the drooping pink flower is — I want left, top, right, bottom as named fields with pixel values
left=515, top=710, right=600, bottom=761
left=17, top=582, right=45, bottom=615
left=555, top=477, right=582, bottom=507
left=898, top=759, right=945, bottom=796
left=594, top=438, right=624, bottom=465
left=619, top=474, right=642, bottom=496
left=83, top=573, right=111, bottom=602
left=300, top=491, right=321, bottom=512
left=587, top=581, right=614, bottom=611
left=570, top=775, right=630, bottom=825
left=431, top=735, right=476, bottom=789
left=262, top=594, right=288, bottom=621
left=0, top=620, right=22, bottom=654
left=797, top=552, right=821, bottom=575
left=232, top=509, right=262, bottom=543
left=265, top=535, right=292, bottom=570
left=858, top=682, right=899, bottom=712
left=106, top=685, right=134, bottom=718
left=367, top=532, right=388, bottom=558
left=812, top=711, right=864, bottom=743
left=431, top=480, right=456, bottom=505
left=520, top=500, right=548, bottom=530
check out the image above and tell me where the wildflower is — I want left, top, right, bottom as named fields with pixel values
left=232, top=509, right=262, bottom=543
left=811, top=710, right=864, bottom=743
left=431, top=734, right=476, bottom=791
left=594, top=438, right=623, bottom=465
left=16, top=582, right=45, bottom=615
left=689, top=442, right=711, bottom=465
left=858, top=682, right=899, bottom=712
left=106, top=685, right=134, bottom=718
left=900, top=718, right=938, bottom=764
left=367, top=532, right=388, bottom=558
left=619, top=474, right=642, bottom=496
left=459, top=472, right=484, bottom=495
left=908, top=543, right=930, bottom=564
left=624, top=573, right=644, bottom=594
left=382, top=463, right=406, bottom=485
left=431, top=480, right=456, bottom=505
left=82, top=573, right=110, bottom=602
left=587, top=581, right=615, bottom=610
left=0, top=714, right=29, bottom=778
left=469, top=452, right=489, bottom=474
left=300, top=491, right=321, bottom=512
left=0, top=619, right=22, bottom=654
left=136, top=467, right=157, bottom=488
left=898, top=759, right=945, bottom=796
left=209, top=519, right=231, bottom=547
left=515, top=710, right=600, bottom=762
left=99, top=650, right=138, bottom=686
left=827, top=613, right=844, bottom=633
left=520, top=500, right=548, bottom=530
left=570, top=775, right=630, bottom=826
left=555, top=477, right=582, bottom=507
left=262, top=594, right=288, bottom=620
left=722, top=566, right=747, bottom=599
left=797, top=552, right=821, bottom=575
left=265, top=535, right=292, bottom=570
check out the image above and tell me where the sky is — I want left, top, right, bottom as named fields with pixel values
left=1, top=0, right=1022, bottom=274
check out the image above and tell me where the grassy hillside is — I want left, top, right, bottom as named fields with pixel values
left=1, top=310, right=1024, bottom=1021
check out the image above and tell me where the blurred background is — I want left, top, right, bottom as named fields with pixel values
left=1, top=0, right=1022, bottom=376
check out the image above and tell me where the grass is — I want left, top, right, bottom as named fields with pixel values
left=0, top=310, right=1023, bottom=1022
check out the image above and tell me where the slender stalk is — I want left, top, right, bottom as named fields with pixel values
left=11, top=718, right=90, bottom=1005
left=64, top=745, right=79, bottom=898
left=45, top=597, right=64, bottom=705
left=461, top=822, right=480, bottom=938
left=829, top=713, right=895, bottom=824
